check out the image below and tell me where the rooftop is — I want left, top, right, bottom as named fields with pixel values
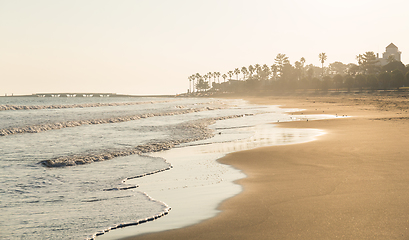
left=386, top=43, right=398, bottom=49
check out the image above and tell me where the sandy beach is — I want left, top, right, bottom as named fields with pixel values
left=126, top=92, right=409, bottom=240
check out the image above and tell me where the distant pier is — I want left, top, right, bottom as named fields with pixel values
left=33, top=93, right=117, bottom=98
left=2, top=93, right=176, bottom=98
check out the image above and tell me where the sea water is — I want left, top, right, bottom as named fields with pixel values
left=0, top=96, right=335, bottom=239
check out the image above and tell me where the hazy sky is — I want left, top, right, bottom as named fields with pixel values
left=1, top=0, right=408, bottom=95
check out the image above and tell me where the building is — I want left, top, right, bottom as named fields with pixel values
left=378, top=43, right=402, bottom=66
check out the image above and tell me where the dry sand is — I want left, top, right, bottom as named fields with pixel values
left=126, top=92, right=409, bottom=240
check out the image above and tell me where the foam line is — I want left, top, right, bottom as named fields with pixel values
left=0, top=100, right=175, bottom=111
left=103, top=185, right=139, bottom=191
left=0, top=106, right=224, bottom=137
left=87, top=192, right=171, bottom=240
left=39, top=114, right=249, bottom=167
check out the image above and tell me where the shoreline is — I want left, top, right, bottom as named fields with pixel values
left=125, top=94, right=409, bottom=239
left=97, top=102, right=336, bottom=240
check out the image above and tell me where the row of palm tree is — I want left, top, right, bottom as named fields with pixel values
left=188, top=53, right=327, bottom=93
left=187, top=52, right=409, bottom=94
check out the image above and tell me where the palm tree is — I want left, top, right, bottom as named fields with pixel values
left=355, top=54, right=364, bottom=74
left=270, top=64, right=278, bottom=80
left=228, top=71, right=233, bottom=80
left=207, top=72, right=213, bottom=88
left=356, top=54, right=363, bottom=65
left=234, top=68, right=240, bottom=80
left=222, top=73, right=227, bottom=83
left=203, top=74, right=208, bottom=90
left=194, top=73, right=201, bottom=93
left=318, top=52, right=327, bottom=77
left=254, top=64, right=261, bottom=78
left=241, top=66, right=248, bottom=80
left=300, top=57, right=306, bottom=79
left=188, top=75, right=193, bottom=94
left=192, top=74, right=197, bottom=93
left=300, top=57, right=306, bottom=66
left=212, top=72, right=217, bottom=85
left=248, top=65, right=255, bottom=78
left=262, top=64, right=271, bottom=80
left=215, top=72, right=221, bottom=83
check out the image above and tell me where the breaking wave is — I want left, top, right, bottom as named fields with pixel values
left=0, top=100, right=174, bottom=111
left=0, top=106, right=225, bottom=137
left=40, top=114, right=248, bottom=167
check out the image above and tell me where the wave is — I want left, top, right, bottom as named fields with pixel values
left=87, top=192, right=171, bottom=240
left=39, top=114, right=248, bottom=167
left=103, top=185, right=139, bottom=191
left=0, top=100, right=175, bottom=111
left=84, top=113, right=253, bottom=239
left=0, top=106, right=224, bottom=137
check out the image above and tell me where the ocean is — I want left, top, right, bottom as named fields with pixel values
left=0, top=96, right=334, bottom=239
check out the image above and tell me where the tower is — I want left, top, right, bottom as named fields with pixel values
left=382, top=43, right=401, bottom=63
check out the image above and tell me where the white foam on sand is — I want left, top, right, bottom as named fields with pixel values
left=97, top=116, right=337, bottom=239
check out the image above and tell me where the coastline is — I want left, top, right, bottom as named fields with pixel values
left=125, top=93, right=409, bottom=240
left=98, top=101, right=333, bottom=240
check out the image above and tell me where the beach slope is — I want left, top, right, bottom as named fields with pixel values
left=127, top=94, right=409, bottom=240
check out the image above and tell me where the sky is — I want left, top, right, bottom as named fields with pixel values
left=1, top=0, right=409, bottom=95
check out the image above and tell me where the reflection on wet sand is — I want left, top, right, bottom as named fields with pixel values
left=200, top=124, right=324, bottom=154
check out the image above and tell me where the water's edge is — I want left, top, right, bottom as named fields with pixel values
left=95, top=111, right=336, bottom=240
left=0, top=97, right=343, bottom=239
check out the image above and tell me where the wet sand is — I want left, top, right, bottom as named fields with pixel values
left=126, top=93, right=409, bottom=240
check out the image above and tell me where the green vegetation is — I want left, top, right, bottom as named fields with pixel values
left=188, top=52, right=409, bottom=95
